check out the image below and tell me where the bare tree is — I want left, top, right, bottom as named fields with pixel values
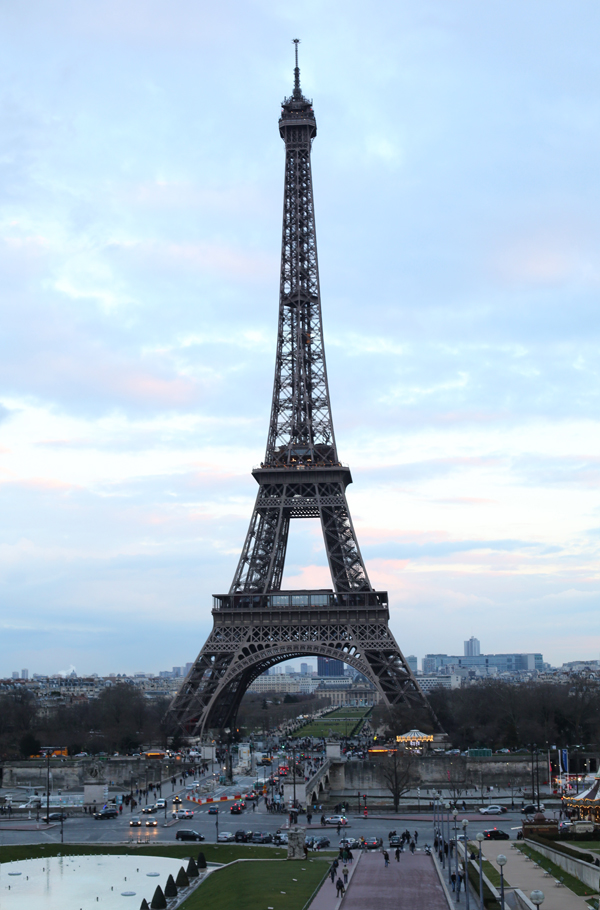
left=380, top=749, right=420, bottom=812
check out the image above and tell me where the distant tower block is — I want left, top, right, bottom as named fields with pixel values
left=168, top=42, right=439, bottom=738
left=464, top=637, right=480, bottom=657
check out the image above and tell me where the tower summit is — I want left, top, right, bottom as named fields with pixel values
left=168, top=46, right=438, bottom=737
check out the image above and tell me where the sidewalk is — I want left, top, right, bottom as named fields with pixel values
left=482, top=840, right=593, bottom=910
left=308, top=852, right=363, bottom=910
left=310, top=850, right=449, bottom=910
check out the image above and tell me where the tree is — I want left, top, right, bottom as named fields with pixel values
left=380, top=749, right=419, bottom=812
left=19, top=732, right=41, bottom=757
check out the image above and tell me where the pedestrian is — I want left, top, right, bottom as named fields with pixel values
left=414, top=830, right=418, bottom=844
left=395, top=847, right=400, bottom=862
left=451, top=871, right=456, bottom=892
left=347, top=848, right=353, bottom=865
left=321, top=814, right=326, bottom=827
left=383, top=849, right=389, bottom=867
left=336, top=877, right=345, bottom=898
left=410, top=840, right=415, bottom=854
left=343, top=865, right=349, bottom=885
left=337, top=823, right=341, bottom=836
left=330, top=865, right=336, bottom=884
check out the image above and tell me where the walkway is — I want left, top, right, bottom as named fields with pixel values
left=309, top=850, right=450, bottom=910
left=482, top=840, right=592, bottom=910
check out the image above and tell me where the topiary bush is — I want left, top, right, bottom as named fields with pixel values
left=197, top=851, right=207, bottom=869
left=187, top=857, right=199, bottom=878
left=176, top=866, right=189, bottom=888
left=164, top=874, right=178, bottom=898
left=150, top=886, right=167, bottom=910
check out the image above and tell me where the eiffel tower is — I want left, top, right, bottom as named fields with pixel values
left=169, top=42, right=437, bottom=737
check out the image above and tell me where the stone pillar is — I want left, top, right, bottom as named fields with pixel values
left=326, top=742, right=341, bottom=759
left=287, top=825, right=306, bottom=859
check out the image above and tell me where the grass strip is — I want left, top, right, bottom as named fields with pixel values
left=179, top=858, right=329, bottom=910
left=516, top=843, right=599, bottom=897
left=466, top=859, right=501, bottom=910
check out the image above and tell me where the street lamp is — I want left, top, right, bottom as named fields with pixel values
left=476, top=833, right=484, bottom=910
left=497, top=854, right=507, bottom=910
left=462, top=819, right=469, bottom=910
left=417, top=787, right=421, bottom=814
left=453, top=808, right=459, bottom=902
left=530, top=890, right=544, bottom=909
left=445, top=804, right=451, bottom=884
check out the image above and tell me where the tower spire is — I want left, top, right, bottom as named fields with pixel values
left=293, top=37, right=301, bottom=97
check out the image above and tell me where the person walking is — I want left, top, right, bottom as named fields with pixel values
left=336, top=877, right=345, bottom=898
left=451, top=871, right=456, bottom=892
left=395, top=846, right=400, bottom=862
left=414, top=830, right=418, bottom=844
left=329, top=864, right=336, bottom=884
left=343, top=865, right=349, bottom=886
left=383, top=849, right=390, bottom=867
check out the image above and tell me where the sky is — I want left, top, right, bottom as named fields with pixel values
left=1, top=0, right=600, bottom=676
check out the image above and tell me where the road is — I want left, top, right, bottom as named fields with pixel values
left=0, top=774, right=527, bottom=849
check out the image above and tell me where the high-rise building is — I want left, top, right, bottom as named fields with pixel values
left=12, top=671, right=19, bottom=679
left=21, top=669, right=29, bottom=680
left=285, top=665, right=295, bottom=675
left=406, top=655, right=418, bottom=674
left=464, top=637, right=480, bottom=657
left=318, top=657, right=344, bottom=677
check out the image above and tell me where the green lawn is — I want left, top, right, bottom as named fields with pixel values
left=179, top=858, right=329, bottom=910
left=292, top=707, right=371, bottom=739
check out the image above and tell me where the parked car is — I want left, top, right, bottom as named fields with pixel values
left=129, top=817, right=142, bottom=827
left=251, top=832, right=273, bottom=844
left=176, top=829, right=205, bottom=842
left=324, top=815, right=348, bottom=826
left=521, top=804, right=545, bottom=814
left=145, top=817, right=158, bottom=827
left=479, top=805, right=507, bottom=815
left=217, top=831, right=236, bottom=842
left=235, top=830, right=253, bottom=843
left=273, top=832, right=288, bottom=845
left=42, top=812, right=67, bottom=822
left=483, top=829, right=510, bottom=840
left=94, top=807, right=118, bottom=820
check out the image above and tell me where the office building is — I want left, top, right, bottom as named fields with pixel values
left=318, top=657, right=344, bottom=677
left=406, top=655, right=418, bottom=674
left=464, top=637, right=480, bottom=657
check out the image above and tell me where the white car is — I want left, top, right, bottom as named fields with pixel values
left=324, top=815, right=348, bottom=826
left=217, top=831, right=235, bottom=842
left=177, top=809, right=194, bottom=819
left=479, top=805, right=506, bottom=815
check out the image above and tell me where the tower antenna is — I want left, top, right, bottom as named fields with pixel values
left=293, top=38, right=301, bottom=95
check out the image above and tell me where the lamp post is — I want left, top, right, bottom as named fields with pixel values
left=215, top=807, right=219, bottom=843
left=530, top=890, right=544, bottom=909
left=453, top=808, right=459, bottom=902
left=497, top=854, right=507, bottom=910
left=445, top=803, right=452, bottom=884
left=462, top=819, right=469, bottom=910
left=417, top=787, right=421, bottom=814
left=476, top=832, right=484, bottom=910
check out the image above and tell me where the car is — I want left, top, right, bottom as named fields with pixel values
left=177, top=809, right=194, bottom=819
left=251, top=832, right=273, bottom=844
left=483, top=829, right=510, bottom=840
left=230, top=804, right=243, bottom=814
left=41, top=812, right=68, bottom=822
left=479, top=805, right=507, bottom=815
left=73, top=752, right=88, bottom=758
left=339, top=837, right=360, bottom=850
left=145, top=817, right=158, bottom=827
left=172, top=796, right=182, bottom=805
left=154, top=799, right=166, bottom=809
left=521, top=804, right=545, bottom=814
left=324, top=815, right=348, bottom=826
left=309, top=835, right=330, bottom=850
left=235, top=830, right=254, bottom=843
left=94, top=807, right=118, bottom=820
left=558, top=821, right=572, bottom=833
left=217, top=831, right=236, bottom=842
left=129, top=817, right=142, bottom=827
left=207, top=806, right=219, bottom=814
left=176, top=829, right=205, bottom=841
left=389, top=835, right=402, bottom=847
left=364, top=837, right=383, bottom=849
left=273, top=832, right=288, bottom=845
left=142, top=805, right=156, bottom=814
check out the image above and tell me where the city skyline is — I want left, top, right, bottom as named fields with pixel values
left=2, top=2, right=600, bottom=676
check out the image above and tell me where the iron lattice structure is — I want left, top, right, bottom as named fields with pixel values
left=169, top=44, right=437, bottom=737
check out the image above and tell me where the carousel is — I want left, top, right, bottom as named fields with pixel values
left=395, top=729, right=435, bottom=754
left=562, top=771, right=600, bottom=823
